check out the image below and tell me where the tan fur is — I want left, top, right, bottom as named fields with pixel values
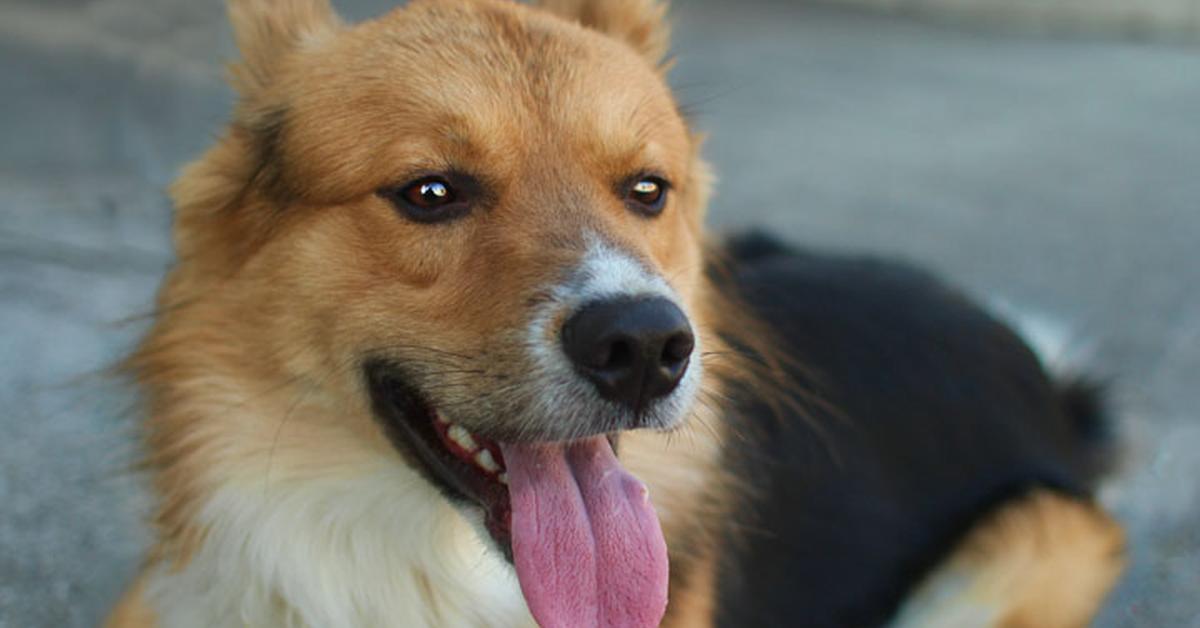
left=227, top=0, right=342, bottom=95
left=893, top=490, right=1126, bottom=628
left=537, top=0, right=672, bottom=68
left=111, top=0, right=727, bottom=625
left=141, top=0, right=702, bottom=542
left=105, top=575, right=157, bottom=628
left=662, top=548, right=719, bottom=628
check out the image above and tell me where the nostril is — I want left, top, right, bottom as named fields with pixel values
left=573, top=334, right=635, bottom=371
left=661, top=332, right=694, bottom=367
left=606, top=338, right=635, bottom=370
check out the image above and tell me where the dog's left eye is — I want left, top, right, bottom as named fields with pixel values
left=624, top=176, right=670, bottom=216
left=378, top=176, right=471, bottom=224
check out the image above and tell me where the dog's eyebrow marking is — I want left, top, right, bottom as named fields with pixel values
left=438, top=114, right=491, bottom=153
left=424, top=114, right=510, bottom=174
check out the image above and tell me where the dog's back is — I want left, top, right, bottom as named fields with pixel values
left=706, top=233, right=1122, bottom=627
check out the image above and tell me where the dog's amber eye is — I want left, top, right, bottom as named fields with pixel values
left=624, top=176, right=669, bottom=216
left=378, top=176, right=470, bottom=224
left=409, top=179, right=454, bottom=206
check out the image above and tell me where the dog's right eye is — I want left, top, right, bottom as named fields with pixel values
left=378, top=176, right=471, bottom=224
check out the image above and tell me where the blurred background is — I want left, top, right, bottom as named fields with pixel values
left=1, top=0, right=1197, bottom=626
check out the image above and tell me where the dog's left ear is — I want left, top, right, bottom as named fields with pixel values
left=227, top=0, right=343, bottom=96
left=538, top=0, right=672, bottom=70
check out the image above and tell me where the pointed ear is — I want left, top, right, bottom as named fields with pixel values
left=538, top=0, right=672, bottom=69
left=227, top=0, right=342, bottom=95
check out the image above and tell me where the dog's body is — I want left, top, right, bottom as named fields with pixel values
left=703, top=235, right=1123, bottom=627
left=108, top=1, right=1124, bottom=626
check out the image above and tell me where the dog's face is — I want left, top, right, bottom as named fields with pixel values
left=164, top=0, right=710, bottom=624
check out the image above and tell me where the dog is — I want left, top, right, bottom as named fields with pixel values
left=106, top=0, right=1125, bottom=626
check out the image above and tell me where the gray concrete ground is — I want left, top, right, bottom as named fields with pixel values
left=1, top=1, right=1198, bottom=626
left=831, top=0, right=1200, bottom=42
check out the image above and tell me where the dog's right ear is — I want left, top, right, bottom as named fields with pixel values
left=227, top=0, right=342, bottom=96
left=538, top=0, right=672, bottom=70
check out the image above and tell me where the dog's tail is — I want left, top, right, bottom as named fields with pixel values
left=1054, top=376, right=1119, bottom=489
left=989, top=301, right=1120, bottom=491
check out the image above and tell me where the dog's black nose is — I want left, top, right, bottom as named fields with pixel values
left=561, top=296, right=695, bottom=412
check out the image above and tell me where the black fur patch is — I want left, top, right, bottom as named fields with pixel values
left=711, top=232, right=1113, bottom=628
left=240, top=105, right=292, bottom=203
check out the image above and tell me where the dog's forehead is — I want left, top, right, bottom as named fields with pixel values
left=393, top=5, right=677, bottom=126
left=279, top=0, right=689, bottom=186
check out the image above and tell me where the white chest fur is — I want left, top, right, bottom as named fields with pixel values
left=144, top=462, right=535, bottom=628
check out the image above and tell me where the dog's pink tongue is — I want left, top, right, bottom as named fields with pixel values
left=500, top=436, right=668, bottom=628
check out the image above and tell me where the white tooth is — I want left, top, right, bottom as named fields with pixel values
left=474, top=449, right=500, bottom=473
left=447, top=424, right=477, bottom=451
left=498, top=472, right=509, bottom=485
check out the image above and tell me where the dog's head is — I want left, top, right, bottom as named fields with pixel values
left=159, top=0, right=713, bottom=624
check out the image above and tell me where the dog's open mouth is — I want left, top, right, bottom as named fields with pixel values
left=364, top=361, right=670, bottom=628
left=364, top=362, right=514, bottom=548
